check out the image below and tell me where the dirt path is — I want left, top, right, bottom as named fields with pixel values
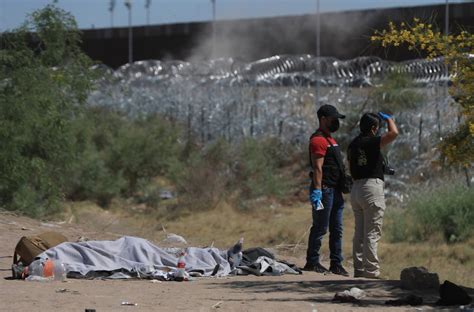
left=0, top=212, right=454, bottom=312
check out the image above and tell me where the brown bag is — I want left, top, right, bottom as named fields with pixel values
left=13, top=232, right=68, bottom=265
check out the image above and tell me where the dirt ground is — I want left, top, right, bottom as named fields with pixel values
left=0, top=212, right=470, bottom=312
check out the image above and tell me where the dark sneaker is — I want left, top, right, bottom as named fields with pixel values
left=302, top=263, right=315, bottom=271
left=302, top=263, right=329, bottom=273
left=313, top=263, right=330, bottom=273
left=330, top=264, right=349, bottom=277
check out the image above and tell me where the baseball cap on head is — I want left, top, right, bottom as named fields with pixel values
left=317, top=104, right=345, bottom=119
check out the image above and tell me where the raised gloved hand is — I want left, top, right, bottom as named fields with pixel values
left=309, top=189, right=322, bottom=209
left=378, top=112, right=392, bottom=121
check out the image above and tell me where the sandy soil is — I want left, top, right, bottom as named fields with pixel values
left=0, top=211, right=467, bottom=312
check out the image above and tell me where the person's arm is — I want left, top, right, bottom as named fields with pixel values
left=379, top=112, right=399, bottom=148
left=311, top=155, right=324, bottom=190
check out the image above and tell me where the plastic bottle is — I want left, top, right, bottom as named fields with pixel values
left=28, top=259, right=45, bottom=277
left=26, top=259, right=50, bottom=282
left=52, top=260, right=66, bottom=281
left=26, top=259, right=66, bottom=281
left=175, top=252, right=186, bottom=282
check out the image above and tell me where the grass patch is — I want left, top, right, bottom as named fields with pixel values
left=386, top=184, right=474, bottom=243
left=379, top=239, right=474, bottom=288
left=63, top=198, right=474, bottom=288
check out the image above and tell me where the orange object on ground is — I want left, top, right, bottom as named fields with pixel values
left=42, top=259, right=54, bottom=277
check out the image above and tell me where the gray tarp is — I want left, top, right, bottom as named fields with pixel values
left=38, top=236, right=232, bottom=279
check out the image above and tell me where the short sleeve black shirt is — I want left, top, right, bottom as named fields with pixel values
left=348, top=135, right=384, bottom=181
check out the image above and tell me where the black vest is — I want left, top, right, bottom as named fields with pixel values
left=309, top=130, right=343, bottom=188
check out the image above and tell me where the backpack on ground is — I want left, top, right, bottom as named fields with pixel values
left=13, top=231, right=68, bottom=266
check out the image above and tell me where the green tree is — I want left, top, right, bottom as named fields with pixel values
left=371, top=19, right=473, bottom=166
left=0, top=5, right=94, bottom=216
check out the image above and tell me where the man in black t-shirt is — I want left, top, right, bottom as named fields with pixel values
left=347, top=112, right=398, bottom=279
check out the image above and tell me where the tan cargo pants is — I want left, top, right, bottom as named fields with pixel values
left=350, top=178, right=386, bottom=278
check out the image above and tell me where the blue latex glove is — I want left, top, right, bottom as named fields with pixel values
left=309, top=189, right=322, bottom=209
left=378, top=112, right=392, bottom=121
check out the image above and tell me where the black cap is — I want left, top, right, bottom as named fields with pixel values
left=317, top=104, right=345, bottom=119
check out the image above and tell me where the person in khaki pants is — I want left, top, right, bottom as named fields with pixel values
left=347, top=112, right=398, bottom=278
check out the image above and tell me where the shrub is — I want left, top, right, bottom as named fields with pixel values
left=236, top=138, right=291, bottom=199
left=65, top=109, right=183, bottom=206
left=385, top=209, right=410, bottom=243
left=174, top=139, right=233, bottom=212
left=0, top=5, right=94, bottom=215
left=64, top=108, right=124, bottom=206
left=172, top=137, right=296, bottom=213
left=386, top=183, right=474, bottom=243
left=107, top=114, right=183, bottom=194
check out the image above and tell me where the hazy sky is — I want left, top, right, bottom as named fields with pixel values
left=0, top=0, right=468, bottom=31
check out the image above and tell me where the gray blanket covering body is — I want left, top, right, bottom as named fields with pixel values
left=38, top=236, right=232, bottom=278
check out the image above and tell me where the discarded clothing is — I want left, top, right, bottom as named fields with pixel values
left=242, top=247, right=275, bottom=264
left=238, top=256, right=301, bottom=276
left=241, top=247, right=302, bottom=275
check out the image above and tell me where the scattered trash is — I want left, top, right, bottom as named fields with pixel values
left=21, top=227, right=30, bottom=231
left=55, top=288, right=80, bottom=295
left=11, top=262, right=26, bottom=279
left=52, top=261, right=67, bottom=281
left=25, top=275, right=51, bottom=282
left=347, top=287, right=365, bottom=300
left=385, top=294, right=423, bottom=306
left=27, top=259, right=66, bottom=281
left=150, top=279, right=162, bottom=283
left=84, top=309, right=96, bottom=312
left=332, top=287, right=365, bottom=303
left=121, top=301, right=138, bottom=306
left=175, top=252, right=187, bottom=282
left=211, top=301, right=223, bottom=309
